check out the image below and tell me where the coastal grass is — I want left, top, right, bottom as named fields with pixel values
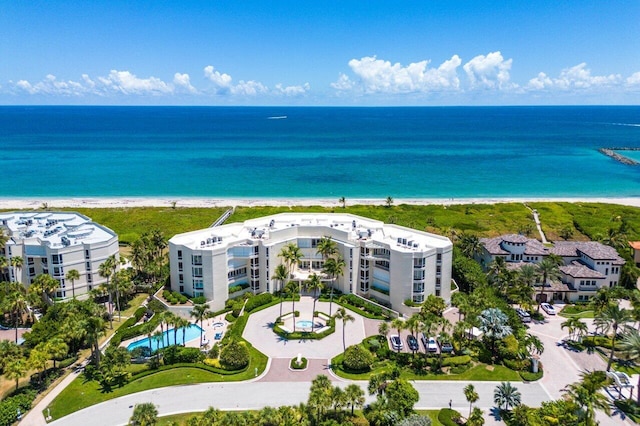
left=415, top=410, right=445, bottom=426
left=16, top=202, right=638, bottom=245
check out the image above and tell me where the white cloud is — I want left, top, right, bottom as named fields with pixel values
left=463, top=51, right=513, bottom=89
left=526, top=63, right=622, bottom=91
left=98, top=70, right=173, bottom=95
left=13, top=74, right=89, bottom=96
left=203, top=65, right=233, bottom=93
left=626, top=71, right=640, bottom=86
left=334, top=55, right=462, bottom=94
left=173, top=73, right=197, bottom=93
left=231, top=80, right=268, bottom=96
left=274, top=83, right=310, bottom=96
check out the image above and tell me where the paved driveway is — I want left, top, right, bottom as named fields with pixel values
left=243, top=297, right=368, bottom=359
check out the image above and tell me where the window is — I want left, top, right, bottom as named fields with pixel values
left=436, top=266, right=441, bottom=274
left=194, top=291, right=204, bottom=298
left=86, top=261, right=91, bottom=270
left=177, top=250, right=182, bottom=260
left=28, top=257, right=34, bottom=265
left=253, top=246, right=259, bottom=255
left=413, top=283, right=424, bottom=292
left=435, top=290, right=441, bottom=297
left=228, top=267, right=247, bottom=279
left=53, top=266, right=63, bottom=275
left=192, top=255, right=202, bottom=265
left=192, top=267, right=203, bottom=278
left=87, top=274, right=93, bottom=283
left=413, top=258, right=425, bottom=268
left=41, top=258, right=48, bottom=266
left=85, top=250, right=90, bottom=259
left=265, top=248, right=269, bottom=257
left=413, top=270, right=424, bottom=280
left=436, top=277, right=441, bottom=287
left=179, top=274, right=184, bottom=284
left=179, top=285, right=184, bottom=292
left=436, top=253, right=442, bottom=262
left=52, top=254, right=63, bottom=264
left=178, top=262, right=183, bottom=272
left=58, top=278, right=65, bottom=288
left=413, top=294, right=424, bottom=303
left=29, top=267, right=35, bottom=276
left=193, top=279, right=204, bottom=290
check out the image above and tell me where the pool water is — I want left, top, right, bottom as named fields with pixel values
left=127, top=324, right=203, bottom=352
left=296, top=320, right=315, bottom=328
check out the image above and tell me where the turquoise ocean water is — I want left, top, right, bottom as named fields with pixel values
left=1, top=106, right=639, bottom=199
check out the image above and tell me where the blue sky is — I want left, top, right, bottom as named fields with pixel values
left=1, top=1, right=639, bottom=105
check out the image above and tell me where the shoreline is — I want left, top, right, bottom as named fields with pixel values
left=1, top=196, right=640, bottom=209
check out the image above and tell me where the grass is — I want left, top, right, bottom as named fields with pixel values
left=158, top=412, right=200, bottom=425
left=559, top=304, right=595, bottom=318
left=415, top=410, right=445, bottom=426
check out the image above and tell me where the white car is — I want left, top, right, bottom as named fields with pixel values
left=540, top=303, right=556, bottom=315
left=426, top=336, right=439, bottom=352
left=389, top=335, right=403, bottom=350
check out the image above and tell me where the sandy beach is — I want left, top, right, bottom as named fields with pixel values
left=1, top=196, right=640, bottom=210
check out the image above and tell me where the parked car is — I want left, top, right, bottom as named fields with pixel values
left=540, top=303, right=556, bottom=315
left=421, top=334, right=438, bottom=352
left=406, top=335, right=420, bottom=352
left=439, top=341, right=454, bottom=353
left=515, top=307, right=531, bottom=323
left=390, top=335, right=404, bottom=350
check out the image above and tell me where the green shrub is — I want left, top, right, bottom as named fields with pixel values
left=225, top=313, right=236, bottom=323
left=343, top=345, right=375, bottom=372
left=442, top=355, right=471, bottom=367
left=437, top=408, right=462, bottom=426
left=244, top=293, right=273, bottom=313
left=290, top=357, right=308, bottom=370
left=147, top=299, right=167, bottom=313
left=228, top=283, right=250, bottom=294
left=449, top=364, right=471, bottom=374
left=220, top=341, right=250, bottom=370
left=0, top=390, right=36, bottom=426
left=192, top=296, right=207, bottom=305
left=503, top=358, right=528, bottom=371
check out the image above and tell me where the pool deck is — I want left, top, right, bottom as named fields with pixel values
left=119, top=315, right=229, bottom=351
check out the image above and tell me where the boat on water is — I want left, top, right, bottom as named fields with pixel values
left=267, top=115, right=287, bottom=119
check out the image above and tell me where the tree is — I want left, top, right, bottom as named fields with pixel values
left=285, top=280, right=300, bottom=332
left=467, top=407, right=484, bottom=426
left=464, top=384, right=479, bottom=419
left=535, top=257, right=561, bottom=308
left=5, top=283, right=28, bottom=343
left=562, top=317, right=587, bottom=342
left=335, top=307, right=355, bottom=352
left=559, top=226, right=574, bottom=240
left=190, top=304, right=210, bottom=347
left=385, top=379, right=419, bottom=418
left=83, top=305, right=107, bottom=366
left=594, top=304, right=632, bottom=371
left=339, top=197, right=346, bottom=208
left=378, top=321, right=390, bottom=339
left=172, top=316, right=190, bottom=346
left=421, top=295, right=446, bottom=317
left=562, top=371, right=610, bottom=426
left=458, top=233, right=483, bottom=259
left=279, top=243, right=303, bottom=279
left=619, top=328, right=640, bottom=404
left=65, top=269, right=80, bottom=300
left=4, top=357, right=27, bottom=390
left=308, top=374, right=333, bottom=423
left=391, top=318, right=405, bottom=352
left=130, top=402, right=158, bottom=426
left=273, top=263, right=288, bottom=318
left=98, top=255, right=117, bottom=328
left=47, top=336, right=69, bottom=369
left=385, top=196, right=394, bottom=207
left=478, top=308, right=512, bottom=359
left=29, top=342, right=50, bottom=383
left=493, top=382, right=521, bottom=412
left=306, top=273, right=323, bottom=332
left=345, top=383, right=365, bottom=415
left=30, top=273, right=59, bottom=306
left=322, top=255, right=345, bottom=316
left=10, top=256, right=23, bottom=283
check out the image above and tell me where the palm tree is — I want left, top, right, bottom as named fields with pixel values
left=385, top=196, right=393, bottom=207
left=344, top=383, right=365, bottom=415
left=316, top=236, right=337, bottom=261
left=280, top=243, right=303, bottom=279
left=467, top=407, right=485, bottom=426
left=6, top=283, right=28, bottom=343
left=478, top=308, right=512, bottom=360
left=404, top=314, right=421, bottom=354
left=10, top=256, right=23, bottom=283
left=4, top=357, right=27, bottom=390
left=285, top=280, right=300, bottom=332
left=322, top=255, right=345, bottom=316
left=562, top=371, right=611, bottom=426
left=464, top=384, right=479, bottom=418
left=594, top=304, right=632, bottom=371
left=535, top=257, right=561, bottom=309
left=458, top=233, right=483, bottom=259
left=339, top=197, right=346, bottom=209
left=173, top=316, right=190, bottom=346
left=65, top=268, right=80, bottom=300
left=273, top=263, right=288, bottom=318
left=160, top=311, right=175, bottom=347
left=619, top=328, right=640, bottom=403
left=30, top=273, right=59, bottom=306
left=561, top=317, right=586, bottom=342
left=306, top=273, right=323, bottom=331
left=391, top=318, right=405, bottom=352
left=523, top=334, right=544, bottom=372
left=493, top=382, right=522, bottom=412
left=98, top=255, right=116, bottom=328
left=85, top=314, right=106, bottom=366
left=378, top=321, right=389, bottom=339
left=335, top=307, right=355, bottom=352
left=190, top=304, right=210, bottom=347
left=130, top=402, right=158, bottom=426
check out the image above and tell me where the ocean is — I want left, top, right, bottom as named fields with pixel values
left=1, top=106, right=639, bottom=199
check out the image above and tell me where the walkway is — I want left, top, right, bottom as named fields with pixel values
left=525, top=205, right=549, bottom=244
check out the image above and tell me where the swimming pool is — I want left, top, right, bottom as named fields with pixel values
left=127, top=324, right=203, bottom=352
left=296, top=320, right=315, bottom=329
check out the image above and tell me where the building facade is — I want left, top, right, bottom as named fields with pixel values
left=0, top=211, right=120, bottom=299
left=168, top=213, right=453, bottom=315
left=479, top=234, right=624, bottom=302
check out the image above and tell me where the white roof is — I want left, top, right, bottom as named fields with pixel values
left=0, top=211, right=117, bottom=249
left=170, top=213, right=452, bottom=252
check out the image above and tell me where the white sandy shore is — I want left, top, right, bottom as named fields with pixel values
left=0, top=196, right=640, bottom=209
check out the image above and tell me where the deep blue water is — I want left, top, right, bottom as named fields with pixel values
left=2, top=106, right=639, bottom=198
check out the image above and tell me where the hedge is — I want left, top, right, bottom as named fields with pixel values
left=229, top=283, right=250, bottom=294
left=342, top=345, right=374, bottom=372
left=437, top=408, right=462, bottom=426
left=110, top=314, right=162, bottom=348
left=442, top=355, right=471, bottom=367
left=290, top=357, right=308, bottom=370
left=244, top=293, right=273, bottom=313
left=0, top=390, right=36, bottom=426
left=129, top=362, right=247, bottom=382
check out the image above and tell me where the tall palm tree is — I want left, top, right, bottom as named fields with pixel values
left=563, top=371, right=611, bottom=426
left=190, top=304, right=211, bottom=347
left=6, top=283, right=28, bottom=343
left=493, top=382, right=522, bottom=412
left=478, top=308, right=512, bottom=359
left=306, top=273, right=323, bottom=331
left=30, top=273, right=59, bottom=306
left=339, top=197, right=346, bottom=209
left=464, top=384, right=479, bottom=418
left=65, top=269, right=80, bottom=300
left=385, top=196, right=393, bottom=207
left=535, top=257, right=561, bottom=309
left=322, top=255, right=345, bottom=316
left=4, top=357, right=27, bottom=390
left=594, top=304, right=632, bottom=371
left=391, top=318, right=405, bottom=352
left=468, top=407, right=485, bottom=426
left=172, top=316, right=190, bottom=346
left=404, top=314, right=421, bottom=354
left=344, top=383, right=365, bottom=415
left=316, top=236, right=337, bottom=261
left=85, top=315, right=106, bottom=366
left=458, top=233, right=483, bottom=259
left=335, top=307, right=354, bottom=352
left=285, top=280, right=300, bottom=332
left=619, top=328, right=640, bottom=403
left=378, top=321, right=390, bottom=339
left=130, top=402, right=158, bottom=426
left=280, top=243, right=303, bottom=279
left=273, top=263, right=288, bottom=318
left=98, top=255, right=116, bottom=328
left=10, top=256, right=23, bottom=283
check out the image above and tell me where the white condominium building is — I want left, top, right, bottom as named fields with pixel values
left=0, top=211, right=120, bottom=299
left=168, top=213, right=453, bottom=315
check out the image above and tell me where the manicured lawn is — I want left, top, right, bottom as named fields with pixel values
left=415, top=410, right=445, bottom=426
left=559, top=304, right=595, bottom=318
left=158, top=412, right=201, bottom=425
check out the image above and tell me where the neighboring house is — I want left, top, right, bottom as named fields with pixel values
left=168, top=213, right=453, bottom=316
left=630, top=241, right=640, bottom=267
left=0, top=211, right=119, bottom=299
left=479, top=234, right=624, bottom=303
